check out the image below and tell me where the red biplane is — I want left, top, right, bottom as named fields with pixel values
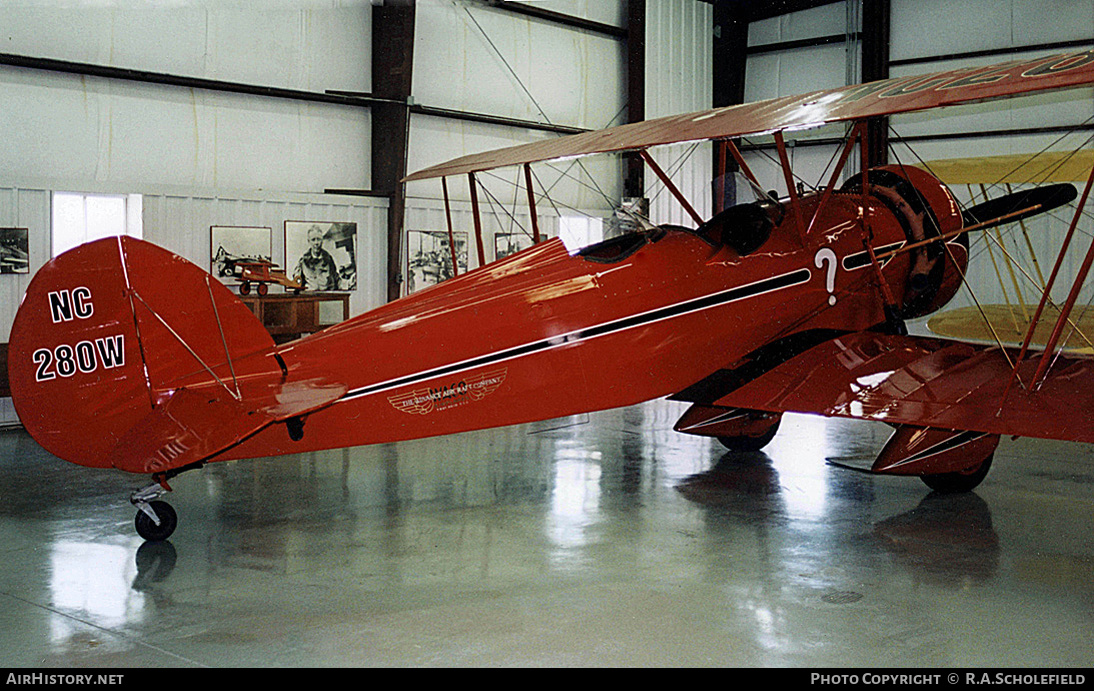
left=9, top=49, right=1094, bottom=540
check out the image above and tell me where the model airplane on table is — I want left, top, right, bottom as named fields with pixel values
left=9, top=49, right=1094, bottom=540
left=234, top=259, right=305, bottom=295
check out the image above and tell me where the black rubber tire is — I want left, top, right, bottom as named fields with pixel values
left=717, top=416, right=781, bottom=452
left=135, top=500, right=178, bottom=542
left=920, top=453, right=994, bottom=493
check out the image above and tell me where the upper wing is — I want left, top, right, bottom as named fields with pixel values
left=405, top=49, right=1094, bottom=182
left=681, top=330, right=1094, bottom=445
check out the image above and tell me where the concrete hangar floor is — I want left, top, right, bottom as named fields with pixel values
left=0, top=398, right=1091, bottom=667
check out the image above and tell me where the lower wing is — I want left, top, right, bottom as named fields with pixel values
left=676, top=330, right=1094, bottom=444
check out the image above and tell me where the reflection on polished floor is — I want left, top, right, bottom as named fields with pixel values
left=1, top=398, right=1092, bottom=667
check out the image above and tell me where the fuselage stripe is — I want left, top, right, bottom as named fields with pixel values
left=339, top=266, right=812, bottom=403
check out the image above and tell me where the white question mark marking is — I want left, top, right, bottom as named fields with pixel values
left=814, top=248, right=837, bottom=306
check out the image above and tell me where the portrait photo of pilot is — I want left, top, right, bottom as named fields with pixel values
left=285, top=221, right=357, bottom=292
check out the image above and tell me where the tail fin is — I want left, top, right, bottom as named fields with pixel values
left=9, top=236, right=275, bottom=468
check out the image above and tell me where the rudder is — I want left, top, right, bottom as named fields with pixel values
left=9, top=236, right=274, bottom=468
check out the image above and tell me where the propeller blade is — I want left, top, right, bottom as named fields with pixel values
left=962, top=183, right=1077, bottom=230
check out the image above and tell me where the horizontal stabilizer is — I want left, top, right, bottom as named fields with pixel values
left=111, top=376, right=346, bottom=474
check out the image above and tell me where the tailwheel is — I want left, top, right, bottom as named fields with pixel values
left=920, top=453, right=994, bottom=493
left=130, top=475, right=180, bottom=542
left=134, top=500, right=178, bottom=542
left=717, top=415, right=782, bottom=452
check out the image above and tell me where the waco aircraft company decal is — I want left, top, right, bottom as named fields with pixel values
left=388, top=367, right=508, bottom=415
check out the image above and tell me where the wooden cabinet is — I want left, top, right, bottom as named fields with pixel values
left=239, top=292, right=350, bottom=343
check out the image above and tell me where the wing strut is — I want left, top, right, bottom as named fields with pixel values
left=774, top=131, right=806, bottom=238
left=724, top=139, right=761, bottom=191
left=524, top=163, right=542, bottom=243
left=639, top=149, right=704, bottom=227
left=856, top=122, right=904, bottom=330
left=1029, top=163, right=1094, bottom=387
left=1000, top=163, right=1094, bottom=396
left=808, top=121, right=866, bottom=235
left=441, top=176, right=461, bottom=278
left=468, top=173, right=487, bottom=267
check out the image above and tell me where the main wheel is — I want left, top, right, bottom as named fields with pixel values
left=717, top=416, right=781, bottom=452
left=135, top=500, right=178, bottom=542
left=920, top=453, right=994, bottom=493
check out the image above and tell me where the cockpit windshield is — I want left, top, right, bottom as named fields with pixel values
left=560, top=171, right=785, bottom=262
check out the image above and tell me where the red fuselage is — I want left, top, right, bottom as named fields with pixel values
left=219, top=191, right=916, bottom=462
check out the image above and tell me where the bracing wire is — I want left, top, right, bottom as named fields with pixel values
left=887, top=121, right=1094, bottom=381
left=459, top=2, right=616, bottom=209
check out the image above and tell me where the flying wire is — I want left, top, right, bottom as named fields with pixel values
left=459, top=2, right=616, bottom=209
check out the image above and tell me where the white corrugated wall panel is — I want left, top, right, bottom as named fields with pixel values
left=407, top=0, right=627, bottom=213
left=0, top=187, right=50, bottom=340
left=0, top=5, right=372, bottom=94
left=645, top=0, right=713, bottom=226
left=0, top=5, right=373, bottom=194
left=0, top=185, right=51, bottom=425
left=890, top=0, right=1094, bottom=63
left=142, top=190, right=388, bottom=317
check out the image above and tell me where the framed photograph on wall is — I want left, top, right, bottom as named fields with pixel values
left=494, top=232, right=534, bottom=261
left=285, top=221, right=357, bottom=292
left=0, top=227, right=29, bottom=274
left=210, top=226, right=272, bottom=280
left=407, top=230, right=467, bottom=294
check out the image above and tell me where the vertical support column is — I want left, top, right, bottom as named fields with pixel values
left=712, top=4, right=748, bottom=207
left=862, top=0, right=890, bottom=168
left=715, top=140, right=727, bottom=215
left=623, top=0, right=646, bottom=201
left=372, top=0, right=416, bottom=302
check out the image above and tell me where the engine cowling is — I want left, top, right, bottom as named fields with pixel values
left=843, top=166, right=968, bottom=319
